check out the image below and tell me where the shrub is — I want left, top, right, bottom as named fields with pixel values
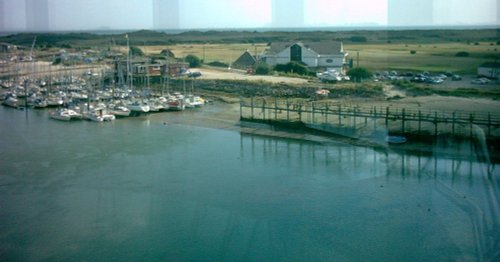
left=274, top=62, right=309, bottom=76
left=347, top=67, right=372, bottom=82
left=129, top=46, right=144, bottom=56
left=207, top=61, right=228, bottom=68
left=410, top=50, right=417, bottom=54
left=52, top=57, right=61, bottom=65
left=255, top=63, right=271, bottom=75
left=350, top=36, right=367, bottom=42
left=185, top=54, right=201, bottom=68
left=455, top=51, right=469, bottom=57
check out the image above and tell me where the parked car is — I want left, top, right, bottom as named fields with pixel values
left=471, top=78, right=490, bottom=85
left=451, top=75, right=462, bottom=81
left=188, top=71, right=202, bottom=78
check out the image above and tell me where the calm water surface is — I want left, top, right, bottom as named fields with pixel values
left=0, top=106, right=499, bottom=261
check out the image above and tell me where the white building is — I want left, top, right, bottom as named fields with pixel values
left=262, top=41, right=348, bottom=69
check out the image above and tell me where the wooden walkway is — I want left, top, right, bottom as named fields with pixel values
left=240, top=97, right=500, bottom=140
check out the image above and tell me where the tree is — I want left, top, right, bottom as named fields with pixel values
left=129, top=46, right=144, bottom=56
left=274, top=62, right=309, bottom=76
left=347, top=67, right=372, bottom=82
left=455, top=51, right=469, bottom=57
left=185, top=54, right=201, bottom=68
left=255, top=63, right=271, bottom=75
left=350, top=36, right=367, bottom=42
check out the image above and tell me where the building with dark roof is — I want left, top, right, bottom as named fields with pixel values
left=262, top=41, right=348, bottom=68
left=233, top=50, right=257, bottom=70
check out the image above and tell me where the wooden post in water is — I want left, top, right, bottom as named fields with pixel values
left=325, top=104, right=329, bottom=124
left=401, top=108, right=406, bottom=134
left=353, top=107, right=357, bottom=129
left=373, top=107, right=377, bottom=130
left=286, top=99, right=290, bottom=121
left=469, top=113, right=474, bottom=139
left=452, top=112, right=456, bottom=136
left=434, top=112, right=438, bottom=136
left=364, top=107, right=368, bottom=126
left=338, top=104, right=342, bottom=126
left=274, top=98, right=278, bottom=120
left=385, top=107, right=389, bottom=128
left=298, top=103, right=302, bottom=122
left=262, top=99, right=266, bottom=120
left=418, top=110, right=422, bottom=135
left=311, top=102, right=315, bottom=124
left=239, top=96, right=242, bottom=119
left=251, top=97, right=254, bottom=119
left=487, top=112, right=491, bottom=137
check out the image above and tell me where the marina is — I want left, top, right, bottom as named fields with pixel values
left=0, top=71, right=207, bottom=122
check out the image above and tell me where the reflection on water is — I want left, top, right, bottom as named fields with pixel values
left=0, top=107, right=499, bottom=261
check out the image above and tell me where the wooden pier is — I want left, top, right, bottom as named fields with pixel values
left=240, top=97, right=500, bottom=141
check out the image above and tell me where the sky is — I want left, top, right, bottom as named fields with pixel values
left=0, top=0, right=498, bottom=32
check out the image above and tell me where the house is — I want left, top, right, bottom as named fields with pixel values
left=132, top=63, right=166, bottom=76
left=478, top=62, right=500, bottom=79
left=233, top=50, right=257, bottom=70
left=0, top=42, right=17, bottom=53
left=261, top=41, right=348, bottom=69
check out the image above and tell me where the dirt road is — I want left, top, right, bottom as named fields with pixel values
left=195, top=67, right=309, bottom=85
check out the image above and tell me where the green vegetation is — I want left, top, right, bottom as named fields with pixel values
left=129, top=46, right=144, bottom=56
left=255, top=63, right=271, bottom=75
left=52, top=57, right=62, bottom=65
left=274, top=62, right=310, bottom=76
left=206, top=61, right=229, bottom=68
left=327, top=83, right=384, bottom=98
left=347, top=67, right=372, bottom=82
left=185, top=54, right=201, bottom=67
left=455, top=51, right=469, bottom=57
left=350, top=36, right=367, bottom=42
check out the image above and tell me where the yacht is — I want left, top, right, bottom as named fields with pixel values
left=2, top=94, right=18, bottom=108
left=50, top=108, right=82, bottom=121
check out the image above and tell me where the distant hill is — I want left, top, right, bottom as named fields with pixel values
left=1, top=28, right=498, bottom=49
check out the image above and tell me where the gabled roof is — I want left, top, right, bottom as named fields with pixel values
left=233, top=50, right=257, bottom=69
left=266, top=41, right=343, bottom=55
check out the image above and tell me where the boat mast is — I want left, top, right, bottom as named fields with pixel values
left=126, top=34, right=133, bottom=93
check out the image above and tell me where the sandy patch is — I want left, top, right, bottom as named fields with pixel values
left=196, top=67, right=309, bottom=85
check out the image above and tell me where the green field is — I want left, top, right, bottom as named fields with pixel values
left=347, top=42, right=498, bottom=74
left=130, top=41, right=497, bottom=74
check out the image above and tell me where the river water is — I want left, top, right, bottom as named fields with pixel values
left=0, top=105, right=499, bottom=261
